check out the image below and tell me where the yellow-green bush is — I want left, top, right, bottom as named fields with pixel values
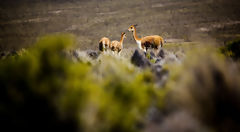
left=163, top=46, right=240, bottom=131
left=0, top=34, right=157, bottom=132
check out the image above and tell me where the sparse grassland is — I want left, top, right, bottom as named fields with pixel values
left=1, top=0, right=240, bottom=51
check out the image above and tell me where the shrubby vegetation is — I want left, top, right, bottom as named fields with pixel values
left=1, top=34, right=240, bottom=132
left=162, top=47, right=240, bottom=131
left=0, top=34, right=162, bottom=132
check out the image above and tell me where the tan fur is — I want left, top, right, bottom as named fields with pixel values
left=110, top=33, right=126, bottom=54
left=111, top=41, right=121, bottom=52
left=128, top=25, right=164, bottom=53
left=141, top=35, right=164, bottom=49
left=99, top=37, right=110, bottom=52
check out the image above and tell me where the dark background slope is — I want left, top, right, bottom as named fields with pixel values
left=1, top=0, right=240, bottom=51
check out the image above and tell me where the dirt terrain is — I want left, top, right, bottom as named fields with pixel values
left=1, top=0, right=240, bottom=51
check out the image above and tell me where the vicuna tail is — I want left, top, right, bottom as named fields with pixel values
left=160, top=39, right=164, bottom=47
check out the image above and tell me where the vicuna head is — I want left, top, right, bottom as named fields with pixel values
left=121, top=32, right=127, bottom=39
left=128, top=24, right=138, bottom=32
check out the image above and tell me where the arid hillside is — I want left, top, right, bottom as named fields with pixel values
left=1, top=0, right=240, bottom=51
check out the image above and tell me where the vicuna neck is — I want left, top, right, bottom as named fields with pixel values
left=120, top=35, right=125, bottom=45
left=133, top=28, right=141, bottom=41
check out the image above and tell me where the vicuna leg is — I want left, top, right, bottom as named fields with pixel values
left=143, top=47, right=148, bottom=57
left=154, top=48, right=160, bottom=57
left=118, top=50, right=122, bottom=56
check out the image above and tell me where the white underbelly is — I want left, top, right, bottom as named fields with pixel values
left=136, top=40, right=142, bottom=50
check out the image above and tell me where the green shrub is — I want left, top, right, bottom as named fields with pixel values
left=220, top=39, right=240, bottom=60
left=0, top=34, right=158, bottom=132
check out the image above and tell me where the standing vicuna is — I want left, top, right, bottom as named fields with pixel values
left=99, top=37, right=111, bottom=53
left=128, top=24, right=164, bottom=55
left=110, top=32, right=126, bottom=55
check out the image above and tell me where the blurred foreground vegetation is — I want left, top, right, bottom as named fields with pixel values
left=1, top=34, right=240, bottom=132
left=0, top=34, right=160, bottom=132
